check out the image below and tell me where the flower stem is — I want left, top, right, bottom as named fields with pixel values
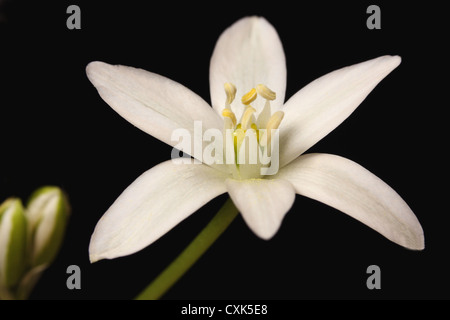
left=135, top=198, right=239, bottom=300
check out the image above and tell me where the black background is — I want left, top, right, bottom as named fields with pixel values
left=0, top=1, right=447, bottom=300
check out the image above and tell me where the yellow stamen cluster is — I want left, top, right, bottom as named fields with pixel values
left=221, top=82, right=284, bottom=152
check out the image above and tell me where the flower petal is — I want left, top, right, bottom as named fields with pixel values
left=279, top=55, right=401, bottom=167
left=276, top=153, right=424, bottom=250
left=210, top=16, right=287, bottom=119
left=226, top=178, right=295, bottom=240
left=86, top=61, right=223, bottom=158
left=89, top=161, right=228, bottom=262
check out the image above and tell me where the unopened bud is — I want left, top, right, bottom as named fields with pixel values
left=0, top=198, right=27, bottom=290
left=26, top=186, right=70, bottom=268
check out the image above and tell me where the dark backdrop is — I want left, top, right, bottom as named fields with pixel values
left=0, top=1, right=447, bottom=300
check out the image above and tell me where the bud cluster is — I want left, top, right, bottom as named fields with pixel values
left=0, top=186, right=70, bottom=300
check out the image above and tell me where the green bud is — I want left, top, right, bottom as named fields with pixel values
left=0, top=198, right=27, bottom=290
left=26, top=186, right=70, bottom=268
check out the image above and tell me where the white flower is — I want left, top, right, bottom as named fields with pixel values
left=86, top=16, right=424, bottom=262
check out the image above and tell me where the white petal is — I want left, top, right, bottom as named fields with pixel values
left=210, top=16, right=287, bottom=119
left=86, top=62, right=223, bottom=159
left=226, top=178, right=295, bottom=240
left=89, top=161, right=228, bottom=262
left=276, top=153, right=424, bottom=250
left=279, top=55, right=401, bottom=167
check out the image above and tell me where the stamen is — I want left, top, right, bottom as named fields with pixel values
left=266, top=111, right=284, bottom=131
left=256, top=84, right=276, bottom=101
left=241, top=106, right=256, bottom=130
left=222, top=108, right=237, bottom=126
left=260, top=111, right=284, bottom=147
left=224, top=82, right=237, bottom=106
left=250, top=123, right=259, bottom=142
left=233, top=124, right=246, bottom=163
left=241, top=88, right=257, bottom=105
left=256, top=100, right=271, bottom=129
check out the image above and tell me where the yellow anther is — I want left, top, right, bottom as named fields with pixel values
left=260, top=111, right=284, bottom=147
left=266, top=111, right=284, bottom=131
left=222, top=108, right=237, bottom=126
left=241, top=106, right=256, bottom=130
left=224, top=82, right=237, bottom=106
left=256, top=84, right=276, bottom=101
left=241, top=88, right=257, bottom=105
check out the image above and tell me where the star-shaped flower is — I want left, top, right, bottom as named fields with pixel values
left=86, top=16, right=424, bottom=262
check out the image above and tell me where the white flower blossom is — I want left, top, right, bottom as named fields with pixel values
left=86, top=16, right=424, bottom=262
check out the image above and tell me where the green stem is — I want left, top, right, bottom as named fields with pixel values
left=135, top=198, right=239, bottom=300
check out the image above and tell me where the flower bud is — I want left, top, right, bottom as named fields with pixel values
left=0, top=198, right=27, bottom=290
left=25, top=186, right=70, bottom=268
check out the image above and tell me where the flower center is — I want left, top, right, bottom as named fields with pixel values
left=221, top=83, right=284, bottom=178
